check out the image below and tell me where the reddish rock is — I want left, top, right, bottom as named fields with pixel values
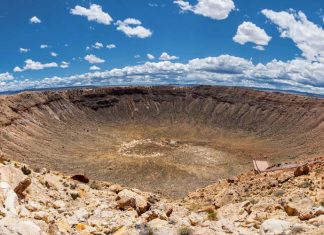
left=294, top=165, right=310, bottom=177
left=71, top=175, right=89, bottom=184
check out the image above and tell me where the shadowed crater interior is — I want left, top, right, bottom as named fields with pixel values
left=0, top=86, right=323, bottom=198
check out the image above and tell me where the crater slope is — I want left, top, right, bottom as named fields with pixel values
left=0, top=86, right=323, bottom=198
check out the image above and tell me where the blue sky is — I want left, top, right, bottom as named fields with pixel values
left=1, top=0, right=324, bottom=94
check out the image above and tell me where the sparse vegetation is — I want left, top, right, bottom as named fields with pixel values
left=179, top=226, right=191, bottom=235
left=208, top=210, right=218, bottom=221
left=21, top=165, right=31, bottom=175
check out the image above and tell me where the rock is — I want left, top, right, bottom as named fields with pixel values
left=0, top=216, right=45, bottom=235
left=117, top=197, right=136, bottom=211
left=277, top=172, right=293, bottom=183
left=260, top=219, right=291, bottom=235
left=14, top=178, right=31, bottom=199
left=117, top=189, right=149, bottom=214
left=0, top=166, right=25, bottom=188
left=189, top=212, right=204, bottom=226
left=0, top=182, right=19, bottom=215
left=75, top=223, right=87, bottom=231
left=72, top=208, right=89, bottom=222
left=299, top=211, right=314, bottom=220
left=284, top=204, right=298, bottom=216
left=147, top=218, right=177, bottom=235
left=309, top=215, right=324, bottom=226
left=294, top=165, right=310, bottom=177
left=34, top=211, right=48, bottom=222
left=165, top=205, right=173, bottom=217
left=314, top=206, right=324, bottom=216
left=284, top=197, right=313, bottom=216
left=26, top=201, right=42, bottom=212
left=273, top=189, right=285, bottom=197
left=109, top=184, right=123, bottom=193
left=71, top=174, right=89, bottom=184
left=52, top=200, right=65, bottom=209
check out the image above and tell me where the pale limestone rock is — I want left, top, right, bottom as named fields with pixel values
left=147, top=218, right=177, bottom=235
left=0, top=182, right=19, bottom=215
left=260, top=219, right=291, bottom=235
left=52, top=200, right=65, bottom=209
left=26, top=201, right=42, bottom=212
left=0, top=165, right=25, bottom=188
left=0, top=216, right=45, bottom=235
left=188, top=212, right=204, bottom=226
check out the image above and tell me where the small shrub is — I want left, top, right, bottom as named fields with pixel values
left=208, top=211, right=217, bottom=221
left=21, top=165, right=31, bottom=175
left=179, top=226, right=191, bottom=235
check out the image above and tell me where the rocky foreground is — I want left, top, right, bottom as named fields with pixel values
left=0, top=156, right=323, bottom=235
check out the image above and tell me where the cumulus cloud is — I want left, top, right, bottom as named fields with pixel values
left=40, top=44, right=48, bottom=49
left=4, top=56, right=324, bottom=95
left=174, top=0, right=235, bottom=20
left=159, top=52, right=179, bottom=61
left=60, top=61, right=70, bottom=69
left=70, top=4, right=113, bottom=25
left=147, top=54, right=155, bottom=60
left=262, top=9, right=324, bottom=61
left=233, top=22, right=271, bottom=50
left=116, top=18, right=152, bottom=38
left=90, top=65, right=101, bottom=71
left=30, top=16, right=41, bottom=24
left=19, top=48, right=30, bottom=53
left=51, top=52, right=58, bottom=57
left=14, top=59, right=58, bottom=72
left=106, top=44, right=116, bottom=49
left=84, top=54, right=105, bottom=64
left=0, top=73, right=14, bottom=81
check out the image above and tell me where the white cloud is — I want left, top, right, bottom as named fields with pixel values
left=253, top=45, right=265, bottom=51
left=233, top=21, right=271, bottom=49
left=87, top=42, right=108, bottom=50
left=60, top=61, right=70, bottom=69
left=40, top=44, right=48, bottom=49
left=174, top=0, right=235, bottom=20
left=13, top=67, right=23, bottom=72
left=19, top=48, right=30, bottom=53
left=0, top=72, right=14, bottom=81
left=147, top=54, right=155, bottom=60
left=51, top=52, right=58, bottom=57
left=134, top=54, right=141, bottom=59
left=14, top=59, right=58, bottom=72
left=148, top=3, right=158, bottom=7
left=4, top=55, right=324, bottom=95
left=93, top=42, right=103, bottom=49
left=159, top=52, right=179, bottom=61
left=30, top=16, right=41, bottom=24
left=70, top=4, right=113, bottom=25
left=84, top=54, right=105, bottom=64
left=262, top=9, right=324, bottom=61
left=106, top=44, right=116, bottom=49
left=116, top=18, right=152, bottom=38
left=90, top=65, right=101, bottom=71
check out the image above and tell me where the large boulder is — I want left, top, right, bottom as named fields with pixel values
left=0, top=182, right=19, bottom=215
left=0, top=216, right=45, bottom=235
left=117, top=189, right=149, bottom=214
